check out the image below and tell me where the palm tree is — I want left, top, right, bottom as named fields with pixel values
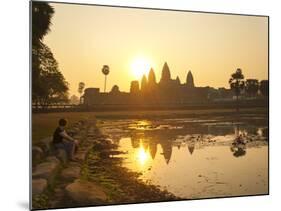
left=229, top=68, right=245, bottom=112
left=32, top=2, right=54, bottom=45
left=102, top=65, right=110, bottom=92
left=78, top=82, right=85, bottom=103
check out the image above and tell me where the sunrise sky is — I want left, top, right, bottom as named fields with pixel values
left=43, top=2, right=268, bottom=96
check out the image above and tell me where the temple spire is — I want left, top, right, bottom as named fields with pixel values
left=148, top=68, right=156, bottom=85
left=160, top=62, right=171, bottom=83
left=186, top=70, right=195, bottom=88
left=141, top=74, right=147, bottom=91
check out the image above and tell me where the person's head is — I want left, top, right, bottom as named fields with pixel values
left=58, top=118, right=67, bottom=128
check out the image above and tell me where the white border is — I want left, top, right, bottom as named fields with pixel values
left=1, top=0, right=280, bottom=211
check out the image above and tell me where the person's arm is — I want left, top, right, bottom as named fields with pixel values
left=59, top=130, right=75, bottom=142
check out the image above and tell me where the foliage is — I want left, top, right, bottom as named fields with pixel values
left=245, top=79, right=259, bottom=96
left=229, top=68, right=245, bottom=97
left=70, top=95, right=80, bottom=104
left=102, top=65, right=110, bottom=75
left=32, top=2, right=69, bottom=107
left=78, top=82, right=85, bottom=95
left=32, top=2, right=54, bottom=45
left=32, top=42, right=69, bottom=107
left=260, top=80, right=269, bottom=97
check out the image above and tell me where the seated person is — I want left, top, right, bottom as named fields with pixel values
left=53, top=118, right=79, bottom=161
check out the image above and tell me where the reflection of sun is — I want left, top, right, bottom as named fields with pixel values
left=137, top=144, right=149, bottom=165
left=131, top=57, right=152, bottom=79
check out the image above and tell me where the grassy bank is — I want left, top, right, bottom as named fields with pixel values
left=32, top=112, right=96, bottom=144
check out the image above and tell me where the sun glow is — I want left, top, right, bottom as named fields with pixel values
left=131, top=57, right=152, bottom=79
left=137, top=144, right=150, bottom=165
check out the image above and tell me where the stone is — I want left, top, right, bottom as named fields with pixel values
left=32, top=157, right=60, bottom=185
left=32, top=178, right=47, bottom=195
left=61, top=166, right=81, bottom=181
left=38, top=136, right=53, bottom=154
left=32, top=146, right=44, bottom=164
left=45, top=156, right=60, bottom=164
left=65, top=180, right=107, bottom=204
left=75, top=145, right=92, bottom=162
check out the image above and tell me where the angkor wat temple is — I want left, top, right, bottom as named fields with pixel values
left=82, top=62, right=229, bottom=106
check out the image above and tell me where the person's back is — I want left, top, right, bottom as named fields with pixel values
left=52, top=118, right=79, bottom=161
left=53, top=126, right=64, bottom=144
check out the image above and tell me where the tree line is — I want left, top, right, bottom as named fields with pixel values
left=32, top=2, right=69, bottom=108
left=229, top=68, right=268, bottom=98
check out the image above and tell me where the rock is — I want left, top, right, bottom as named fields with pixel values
left=32, top=178, right=47, bottom=195
left=32, top=157, right=60, bottom=185
left=45, top=156, right=60, bottom=164
left=38, top=136, right=53, bottom=154
left=75, top=145, right=92, bottom=162
left=65, top=180, right=107, bottom=204
left=61, top=166, right=81, bottom=181
left=32, top=146, right=44, bottom=164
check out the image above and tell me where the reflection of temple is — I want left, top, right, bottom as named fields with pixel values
left=82, top=62, right=210, bottom=105
left=149, top=141, right=157, bottom=160
left=161, top=142, right=173, bottom=164
left=129, top=134, right=173, bottom=164
left=188, top=143, right=195, bottom=155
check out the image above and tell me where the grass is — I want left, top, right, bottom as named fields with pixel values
left=32, top=112, right=96, bottom=145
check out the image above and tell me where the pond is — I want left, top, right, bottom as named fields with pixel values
left=98, top=113, right=268, bottom=199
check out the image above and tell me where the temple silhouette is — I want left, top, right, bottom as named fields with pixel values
left=82, top=62, right=220, bottom=106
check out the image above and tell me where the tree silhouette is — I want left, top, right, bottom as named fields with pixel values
left=70, top=95, right=80, bottom=105
left=32, top=2, right=54, bottom=45
left=102, top=65, right=110, bottom=92
left=260, top=80, right=269, bottom=97
left=32, top=2, right=69, bottom=109
left=229, top=68, right=245, bottom=112
left=245, top=79, right=259, bottom=97
left=32, top=43, right=69, bottom=107
left=78, top=82, right=85, bottom=104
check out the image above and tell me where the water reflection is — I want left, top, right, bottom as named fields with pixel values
left=188, top=142, right=195, bottom=155
left=100, top=115, right=268, bottom=198
left=107, top=118, right=268, bottom=162
left=137, top=143, right=150, bottom=165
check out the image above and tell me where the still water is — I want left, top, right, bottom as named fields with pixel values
left=99, top=113, right=268, bottom=199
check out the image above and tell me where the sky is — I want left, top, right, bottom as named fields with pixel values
left=43, top=3, right=268, bottom=96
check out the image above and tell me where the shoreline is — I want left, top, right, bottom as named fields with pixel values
left=32, top=119, right=179, bottom=209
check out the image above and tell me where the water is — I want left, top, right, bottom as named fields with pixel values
left=98, top=113, right=268, bottom=199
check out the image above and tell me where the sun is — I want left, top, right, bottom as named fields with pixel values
left=131, top=57, right=152, bottom=79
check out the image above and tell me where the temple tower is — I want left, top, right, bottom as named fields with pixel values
left=186, top=70, right=195, bottom=88
left=148, top=68, right=157, bottom=85
left=130, top=80, right=140, bottom=94
left=141, top=74, right=148, bottom=92
left=160, top=62, right=171, bottom=83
